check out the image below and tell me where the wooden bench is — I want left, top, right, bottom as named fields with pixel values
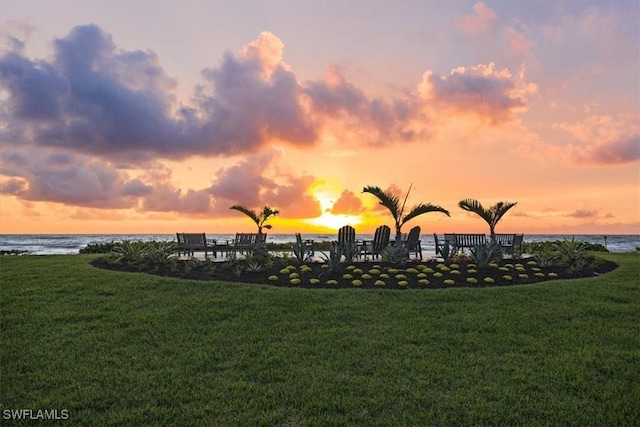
left=228, top=233, right=267, bottom=255
left=434, top=233, right=487, bottom=254
left=495, top=233, right=524, bottom=255
left=454, top=234, right=487, bottom=252
left=176, top=233, right=216, bottom=258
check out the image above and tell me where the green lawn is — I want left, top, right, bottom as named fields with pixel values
left=1, top=253, right=639, bottom=426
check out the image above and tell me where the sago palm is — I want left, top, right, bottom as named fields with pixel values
left=363, top=184, right=450, bottom=244
left=458, top=199, right=517, bottom=241
left=229, top=205, right=280, bottom=235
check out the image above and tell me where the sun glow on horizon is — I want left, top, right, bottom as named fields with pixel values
left=305, top=212, right=363, bottom=231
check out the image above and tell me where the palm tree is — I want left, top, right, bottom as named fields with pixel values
left=362, top=184, right=450, bottom=245
left=229, top=205, right=280, bottom=235
left=458, top=199, right=517, bottom=242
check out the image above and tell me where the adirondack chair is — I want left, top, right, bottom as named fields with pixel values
left=336, top=225, right=358, bottom=258
left=405, top=226, right=422, bottom=259
left=362, top=225, right=391, bottom=259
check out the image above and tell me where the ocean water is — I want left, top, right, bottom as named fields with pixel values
left=0, top=234, right=638, bottom=255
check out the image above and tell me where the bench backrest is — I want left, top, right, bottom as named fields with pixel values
left=443, top=233, right=457, bottom=245
left=234, top=233, right=266, bottom=247
left=455, top=234, right=486, bottom=247
left=177, top=233, right=207, bottom=246
left=495, top=233, right=516, bottom=245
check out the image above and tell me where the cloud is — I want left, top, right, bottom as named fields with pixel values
left=208, top=150, right=322, bottom=217
left=304, top=66, right=424, bottom=145
left=553, top=113, right=640, bottom=164
left=1, top=24, right=537, bottom=167
left=504, top=25, right=534, bottom=59
left=0, top=26, right=318, bottom=161
left=0, top=24, right=541, bottom=213
left=196, top=31, right=317, bottom=152
left=586, top=136, right=640, bottom=164
left=455, top=2, right=497, bottom=36
left=331, top=190, right=364, bottom=215
left=0, top=146, right=321, bottom=216
left=419, top=63, right=537, bottom=125
left=567, top=209, right=598, bottom=218
left=0, top=149, right=140, bottom=208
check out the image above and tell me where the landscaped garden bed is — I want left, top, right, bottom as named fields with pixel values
left=92, top=250, right=617, bottom=289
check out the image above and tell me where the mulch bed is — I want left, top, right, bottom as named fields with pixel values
left=92, top=256, right=618, bottom=290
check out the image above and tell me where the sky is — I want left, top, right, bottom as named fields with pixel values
left=0, top=0, right=638, bottom=235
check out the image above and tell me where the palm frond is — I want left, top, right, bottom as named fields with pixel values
left=402, top=203, right=450, bottom=224
left=458, top=199, right=518, bottom=234
left=458, top=199, right=493, bottom=225
left=489, top=202, right=517, bottom=227
left=230, top=204, right=260, bottom=225
left=362, top=186, right=401, bottom=221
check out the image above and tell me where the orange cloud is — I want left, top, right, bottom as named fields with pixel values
left=331, top=190, right=364, bottom=215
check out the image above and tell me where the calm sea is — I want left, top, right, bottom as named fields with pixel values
left=0, top=234, right=638, bottom=255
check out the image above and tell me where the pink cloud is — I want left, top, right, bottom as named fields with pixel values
left=419, top=63, right=537, bottom=125
left=504, top=26, right=534, bottom=59
left=553, top=113, right=640, bottom=165
left=455, top=2, right=497, bottom=36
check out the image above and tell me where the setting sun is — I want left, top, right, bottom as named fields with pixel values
left=306, top=212, right=363, bottom=231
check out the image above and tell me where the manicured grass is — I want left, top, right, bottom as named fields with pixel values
left=1, top=253, right=639, bottom=425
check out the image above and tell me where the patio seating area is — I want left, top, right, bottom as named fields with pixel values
left=176, top=230, right=524, bottom=262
